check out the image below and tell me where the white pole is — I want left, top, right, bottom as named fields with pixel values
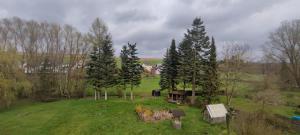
left=105, top=90, right=107, bottom=100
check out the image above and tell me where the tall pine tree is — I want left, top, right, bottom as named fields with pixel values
left=159, top=49, right=170, bottom=90
left=160, top=39, right=179, bottom=91
left=86, top=18, right=118, bottom=101
left=120, top=45, right=130, bottom=99
left=203, top=37, right=219, bottom=104
left=128, top=43, right=143, bottom=100
left=180, top=17, right=211, bottom=105
left=178, top=38, right=193, bottom=90
left=100, top=35, right=118, bottom=100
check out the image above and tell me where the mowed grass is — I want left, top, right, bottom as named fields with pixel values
left=140, top=58, right=162, bottom=65
left=0, top=98, right=227, bottom=135
left=133, top=76, right=160, bottom=94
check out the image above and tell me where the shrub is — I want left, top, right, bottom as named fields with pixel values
left=144, top=109, right=153, bottom=117
left=231, top=111, right=283, bottom=135
left=295, top=107, right=300, bottom=115
left=135, top=105, right=143, bottom=113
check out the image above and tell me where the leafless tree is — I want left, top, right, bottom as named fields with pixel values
left=267, top=19, right=300, bottom=88
left=220, top=42, right=250, bottom=106
left=0, top=17, right=91, bottom=100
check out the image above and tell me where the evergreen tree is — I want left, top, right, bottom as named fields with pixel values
left=120, top=45, right=130, bottom=99
left=86, top=18, right=118, bottom=101
left=182, top=17, right=211, bottom=104
left=168, top=39, right=179, bottom=90
left=203, top=37, right=219, bottom=104
left=160, top=49, right=171, bottom=90
left=86, top=46, right=99, bottom=100
left=127, top=43, right=143, bottom=100
left=100, top=35, right=119, bottom=100
left=159, top=39, right=179, bottom=91
left=178, top=38, right=193, bottom=90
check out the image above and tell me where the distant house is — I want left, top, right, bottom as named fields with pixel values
left=142, top=64, right=161, bottom=75
left=204, top=104, right=228, bottom=124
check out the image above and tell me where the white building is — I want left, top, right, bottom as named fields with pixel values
left=204, top=104, right=228, bottom=123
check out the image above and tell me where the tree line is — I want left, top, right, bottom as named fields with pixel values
left=1, top=16, right=299, bottom=108
left=86, top=18, right=143, bottom=101
left=0, top=17, right=143, bottom=108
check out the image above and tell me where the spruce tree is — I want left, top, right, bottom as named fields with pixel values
left=181, top=17, right=211, bottom=105
left=86, top=18, right=118, bottom=101
left=127, top=43, right=143, bottom=100
left=168, top=39, right=179, bottom=90
left=159, top=39, right=179, bottom=91
left=159, top=49, right=170, bottom=90
left=100, top=35, right=119, bottom=100
left=86, top=46, right=100, bottom=100
left=203, top=37, right=219, bottom=104
left=178, top=38, right=193, bottom=90
left=120, top=45, right=130, bottom=99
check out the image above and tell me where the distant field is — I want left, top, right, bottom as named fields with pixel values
left=140, top=58, right=162, bottom=65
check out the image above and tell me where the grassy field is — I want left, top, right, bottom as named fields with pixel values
left=115, top=58, right=162, bottom=67
left=1, top=73, right=299, bottom=134
left=0, top=98, right=227, bottom=135
left=140, top=58, right=162, bottom=65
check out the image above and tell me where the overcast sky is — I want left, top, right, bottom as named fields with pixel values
left=0, top=0, right=299, bottom=58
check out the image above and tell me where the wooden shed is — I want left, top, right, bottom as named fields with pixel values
left=204, top=104, right=227, bottom=124
left=152, top=89, right=161, bottom=97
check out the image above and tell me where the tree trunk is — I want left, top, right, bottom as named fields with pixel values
left=105, top=90, right=107, bottom=100
left=94, top=90, right=97, bottom=100
left=98, top=91, right=101, bottom=99
left=124, top=90, right=127, bottom=100
left=191, top=49, right=196, bottom=105
left=130, top=84, right=133, bottom=101
left=124, top=84, right=127, bottom=100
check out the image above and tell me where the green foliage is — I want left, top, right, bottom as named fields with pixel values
left=160, top=39, right=179, bottom=91
left=120, top=45, right=130, bottom=90
left=178, top=17, right=215, bottom=104
left=0, top=49, right=32, bottom=108
left=127, top=43, right=143, bottom=88
left=120, top=42, right=143, bottom=92
left=178, top=38, right=194, bottom=90
left=202, top=37, right=219, bottom=103
left=36, top=57, right=59, bottom=100
left=86, top=18, right=118, bottom=93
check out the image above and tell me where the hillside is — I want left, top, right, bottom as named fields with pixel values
left=0, top=98, right=226, bottom=135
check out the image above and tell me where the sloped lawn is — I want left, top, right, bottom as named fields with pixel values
left=0, top=97, right=227, bottom=135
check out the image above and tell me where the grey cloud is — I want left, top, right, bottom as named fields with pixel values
left=0, top=0, right=299, bottom=58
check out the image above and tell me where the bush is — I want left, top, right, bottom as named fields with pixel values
left=135, top=105, right=143, bottom=113
left=295, top=108, right=300, bottom=115
left=231, top=111, right=283, bottom=135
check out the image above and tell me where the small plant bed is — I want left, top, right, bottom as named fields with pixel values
left=135, top=105, right=173, bottom=122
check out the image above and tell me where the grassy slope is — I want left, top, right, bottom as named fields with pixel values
left=1, top=72, right=299, bottom=134
left=220, top=73, right=299, bottom=117
left=0, top=98, right=227, bottom=135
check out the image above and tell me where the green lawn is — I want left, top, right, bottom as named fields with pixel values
left=1, top=73, right=299, bottom=135
left=140, top=58, right=162, bottom=65
left=0, top=98, right=227, bottom=135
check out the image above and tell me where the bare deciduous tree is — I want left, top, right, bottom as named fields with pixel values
left=220, top=42, right=250, bottom=106
left=267, top=20, right=300, bottom=88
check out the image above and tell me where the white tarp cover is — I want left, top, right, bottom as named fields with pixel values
left=206, top=104, right=227, bottom=118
